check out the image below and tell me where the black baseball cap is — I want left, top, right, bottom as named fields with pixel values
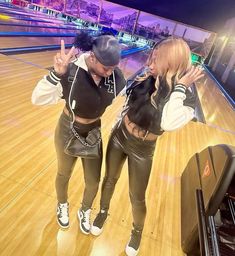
left=92, top=35, right=121, bottom=66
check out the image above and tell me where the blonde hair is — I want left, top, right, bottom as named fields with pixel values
left=137, top=38, right=192, bottom=108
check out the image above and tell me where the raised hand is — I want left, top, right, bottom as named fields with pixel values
left=54, top=40, right=75, bottom=76
left=178, top=66, right=204, bottom=87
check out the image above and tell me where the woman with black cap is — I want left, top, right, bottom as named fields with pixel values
left=31, top=32, right=126, bottom=232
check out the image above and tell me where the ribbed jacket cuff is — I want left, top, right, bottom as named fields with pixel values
left=174, top=84, right=186, bottom=93
left=46, top=71, right=61, bottom=85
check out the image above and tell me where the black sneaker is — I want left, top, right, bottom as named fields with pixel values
left=90, top=209, right=108, bottom=236
left=56, top=202, right=69, bottom=229
left=125, top=229, right=142, bottom=256
left=78, top=208, right=91, bottom=234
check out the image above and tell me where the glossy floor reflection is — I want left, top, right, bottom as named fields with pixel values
left=0, top=25, right=235, bottom=255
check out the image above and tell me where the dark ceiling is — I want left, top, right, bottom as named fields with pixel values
left=109, top=0, right=235, bottom=33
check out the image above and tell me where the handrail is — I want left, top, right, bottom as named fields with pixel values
left=203, top=64, right=235, bottom=110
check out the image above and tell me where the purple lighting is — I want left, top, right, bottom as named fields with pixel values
left=100, top=1, right=138, bottom=33
left=33, top=0, right=64, bottom=11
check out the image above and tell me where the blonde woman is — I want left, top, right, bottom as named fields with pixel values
left=90, top=38, right=204, bottom=256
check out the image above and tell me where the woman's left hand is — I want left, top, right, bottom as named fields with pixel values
left=178, top=66, right=204, bottom=87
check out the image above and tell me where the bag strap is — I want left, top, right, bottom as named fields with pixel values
left=70, top=125, right=101, bottom=147
left=112, top=71, right=117, bottom=98
left=67, top=64, right=80, bottom=124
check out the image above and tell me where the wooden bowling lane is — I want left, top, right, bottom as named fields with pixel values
left=196, top=70, right=235, bottom=133
left=7, top=48, right=149, bottom=78
left=0, top=36, right=74, bottom=49
left=0, top=48, right=148, bottom=184
left=119, top=50, right=149, bottom=78
left=1, top=49, right=234, bottom=255
left=0, top=24, right=79, bottom=33
left=1, top=66, right=234, bottom=255
left=9, top=50, right=59, bottom=69
left=0, top=6, right=66, bottom=25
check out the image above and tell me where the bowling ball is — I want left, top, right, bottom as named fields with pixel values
left=0, top=14, right=11, bottom=21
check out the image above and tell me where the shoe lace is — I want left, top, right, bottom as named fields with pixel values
left=98, top=211, right=107, bottom=221
left=94, top=210, right=108, bottom=227
left=83, top=209, right=91, bottom=223
left=59, top=204, right=69, bottom=217
left=129, top=229, right=142, bottom=250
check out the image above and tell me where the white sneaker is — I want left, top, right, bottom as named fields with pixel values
left=125, top=229, right=142, bottom=256
left=56, top=202, right=69, bottom=228
left=78, top=208, right=91, bottom=234
left=125, top=246, right=139, bottom=256
left=91, top=209, right=108, bottom=236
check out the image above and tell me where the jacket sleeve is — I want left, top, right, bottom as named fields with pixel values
left=160, top=84, right=195, bottom=131
left=31, top=71, right=63, bottom=105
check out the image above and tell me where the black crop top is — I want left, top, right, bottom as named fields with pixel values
left=127, top=76, right=170, bottom=135
left=60, top=63, right=126, bottom=119
left=127, top=76, right=196, bottom=135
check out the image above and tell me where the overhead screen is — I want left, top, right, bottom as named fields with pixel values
left=99, top=1, right=138, bottom=34
left=65, top=0, right=80, bottom=16
left=134, top=11, right=176, bottom=40
left=174, top=24, right=217, bottom=57
left=79, top=0, right=101, bottom=23
left=31, top=0, right=216, bottom=58
left=32, top=0, right=65, bottom=11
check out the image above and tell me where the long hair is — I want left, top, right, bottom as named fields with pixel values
left=137, top=38, right=192, bottom=108
left=127, top=38, right=192, bottom=133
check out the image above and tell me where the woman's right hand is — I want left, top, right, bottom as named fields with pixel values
left=178, top=66, right=204, bottom=87
left=53, top=40, right=75, bottom=76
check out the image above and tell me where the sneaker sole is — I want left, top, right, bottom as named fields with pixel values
left=77, top=211, right=90, bottom=235
left=125, top=245, right=139, bottom=256
left=90, top=225, right=103, bottom=236
left=57, top=218, right=69, bottom=229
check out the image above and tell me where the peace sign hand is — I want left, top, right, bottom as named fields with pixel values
left=54, top=40, right=75, bottom=76
left=178, top=66, right=204, bottom=88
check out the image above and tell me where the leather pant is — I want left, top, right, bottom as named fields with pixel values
left=54, top=112, right=102, bottom=209
left=100, top=120, right=156, bottom=230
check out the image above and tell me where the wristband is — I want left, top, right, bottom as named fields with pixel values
left=174, top=84, right=186, bottom=93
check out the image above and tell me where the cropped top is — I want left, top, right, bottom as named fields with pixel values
left=31, top=53, right=126, bottom=119
left=126, top=76, right=196, bottom=135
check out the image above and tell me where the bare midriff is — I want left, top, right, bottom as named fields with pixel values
left=124, top=115, right=158, bottom=141
left=63, top=107, right=100, bottom=124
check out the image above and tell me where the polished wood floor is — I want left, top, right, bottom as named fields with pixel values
left=196, top=71, right=235, bottom=133
left=0, top=49, right=235, bottom=256
left=0, top=36, right=73, bottom=48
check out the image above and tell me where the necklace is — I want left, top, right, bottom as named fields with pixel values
left=91, top=73, right=102, bottom=86
left=86, top=58, right=102, bottom=85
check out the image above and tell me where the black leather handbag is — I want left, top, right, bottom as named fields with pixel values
left=64, top=124, right=101, bottom=158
